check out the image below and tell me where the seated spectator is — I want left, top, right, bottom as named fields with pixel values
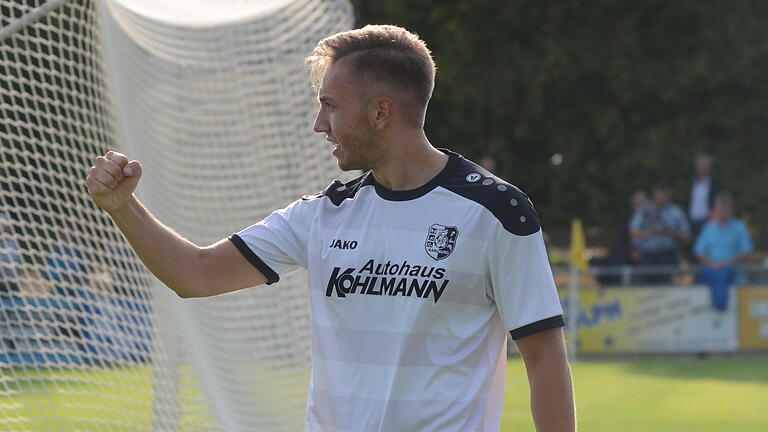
left=630, top=185, right=690, bottom=284
left=694, top=193, right=753, bottom=311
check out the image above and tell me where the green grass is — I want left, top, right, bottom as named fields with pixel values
left=1, top=357, right=767, bottom=431
left=503, top=357, right=768, bottom=431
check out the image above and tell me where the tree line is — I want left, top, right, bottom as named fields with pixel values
left=351, top=0, right=768, bottom=239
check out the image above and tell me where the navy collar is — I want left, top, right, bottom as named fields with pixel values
left=361, top=149, right=461, bottom=201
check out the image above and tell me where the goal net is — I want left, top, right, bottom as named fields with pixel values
left=0, top=0, right=352, bottom=430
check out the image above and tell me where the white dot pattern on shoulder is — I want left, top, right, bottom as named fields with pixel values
left=482, top=179, right=494, bottom=186
left=510, top=198, right=518, bottom=206
left=520, top=216, right=526, bottom=223
left=497, top=185, right=507, bottom=192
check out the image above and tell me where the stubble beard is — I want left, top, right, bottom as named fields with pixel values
left=335, top=121, right=379, bottom=172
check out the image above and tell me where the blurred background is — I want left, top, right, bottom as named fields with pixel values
left=353, top=0, right=768, bottom=239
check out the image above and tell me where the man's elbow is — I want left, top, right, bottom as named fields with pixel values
left=171, top=281, right=208, bottom=299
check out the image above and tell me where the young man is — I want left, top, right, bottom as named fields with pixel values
left=86, top=25, right=574, bottom=432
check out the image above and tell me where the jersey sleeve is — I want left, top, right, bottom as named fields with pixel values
left=228, top=197, right=317, bottom=285
left=488, top=218, right=564, bottom=340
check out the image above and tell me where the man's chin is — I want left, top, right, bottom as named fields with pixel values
left=335, top=156, right=365, bottom=172
left=336, top=161, right=361, bottom=171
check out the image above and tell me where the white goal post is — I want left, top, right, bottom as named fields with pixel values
left=0, top=0, right=352, bottom=430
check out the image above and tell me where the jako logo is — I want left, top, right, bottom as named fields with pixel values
left=330, top=239, right=357, bottom=250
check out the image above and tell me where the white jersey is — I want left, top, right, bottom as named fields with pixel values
left=230, top=150, right=563, bottom=432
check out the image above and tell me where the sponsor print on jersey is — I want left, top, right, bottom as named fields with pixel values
left=425, top=224, right=458, bottom=261
left=326, top=259, right=449, bottom=303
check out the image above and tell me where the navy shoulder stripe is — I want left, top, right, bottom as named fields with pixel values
left=441, top=157, right=541, bottom=236
left=306, top=172, right=370, bottom=206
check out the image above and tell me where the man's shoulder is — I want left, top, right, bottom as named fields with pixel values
left=663, top=203, right=686, bottom=217
left=730, top=218, right=749, bottom=232
left=439, top=155, right=540, bottom=236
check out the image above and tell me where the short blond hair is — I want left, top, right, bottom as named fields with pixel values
left=306, top=24, right=436, bottom=126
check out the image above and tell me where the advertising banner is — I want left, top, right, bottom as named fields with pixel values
left=560, top=286, right=737, bottom=353
left=738, top=286, right=768, bottom=350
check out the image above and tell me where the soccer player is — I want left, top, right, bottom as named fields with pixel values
left=86, top=25, right=575, bottom=432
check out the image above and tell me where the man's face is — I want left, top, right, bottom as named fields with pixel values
left=653, top=190, right=671, bottom=206
left=715, top=202, right=733, bottom=223
left=313, top=62, right=380, bottom=171
left=695, top=157, right=712, bottom=178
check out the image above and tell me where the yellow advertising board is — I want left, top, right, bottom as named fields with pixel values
left=560, top=286, right=737, bottom=353
left=738, top=286, right=768, bottom=350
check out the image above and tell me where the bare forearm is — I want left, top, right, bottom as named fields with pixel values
left=528, top=357, right=576, bottom=432
left=108, top=194, right=204, bottom=297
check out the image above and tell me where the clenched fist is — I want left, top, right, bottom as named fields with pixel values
left=86, top=151, right=142, bottom=213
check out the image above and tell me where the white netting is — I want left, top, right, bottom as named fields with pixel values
left=0, top=0, right=352, bottom=430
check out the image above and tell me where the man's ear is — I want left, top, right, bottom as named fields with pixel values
left=371, top=96, right=395, bottom=130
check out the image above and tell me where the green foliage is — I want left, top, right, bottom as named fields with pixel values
left=351, top=0, right=768, bottom=234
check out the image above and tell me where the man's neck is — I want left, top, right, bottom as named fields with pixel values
left=369, top=130, right=449, bottom=191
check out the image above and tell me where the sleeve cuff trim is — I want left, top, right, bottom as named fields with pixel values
left=228, top=234, right=280, bottom=285
left=509, top=315, right=565, bottom=340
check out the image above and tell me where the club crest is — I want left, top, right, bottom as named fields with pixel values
left=425, top=224, right=458, bottom=261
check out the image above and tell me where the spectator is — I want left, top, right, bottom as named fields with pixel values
left=630, top=185, right=690, bottom=284
left=687, top=154, right=723, bottom=239
left=479, top=155, right=497, bottom=173
left=694, top=193, right=753, bottom=311
left=591, top=191, right=650, bottom=286
left=627, top=191, right=651, bottom=264
left=0, top=212, right=22, bottom=297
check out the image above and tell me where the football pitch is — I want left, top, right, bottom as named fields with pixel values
left=505, top=356, right=768, bottom=431
left=1, top=357, right=766, bottom=431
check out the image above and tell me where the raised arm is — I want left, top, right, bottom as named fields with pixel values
left=86, top=151, right=268, bottom=298
left=515, top=327, right=576, bottom=432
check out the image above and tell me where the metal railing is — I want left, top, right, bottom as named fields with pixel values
left=552, top=263, right=768, bottom=287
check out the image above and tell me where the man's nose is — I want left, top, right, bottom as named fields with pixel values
left=313, top=111, right=328, bottom=134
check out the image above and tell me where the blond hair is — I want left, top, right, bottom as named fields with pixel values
left=306, top=24, right=436, bottom=126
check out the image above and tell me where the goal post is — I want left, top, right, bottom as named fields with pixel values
left=0, top=0, right=352, bottom=430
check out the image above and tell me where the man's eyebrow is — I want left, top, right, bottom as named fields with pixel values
left=318, top=95, right=335, bottom=103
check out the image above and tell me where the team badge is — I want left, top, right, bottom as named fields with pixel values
left=425, top=224, right=458, bottom=261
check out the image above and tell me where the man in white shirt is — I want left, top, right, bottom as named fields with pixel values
left=687, top=154, right=722, bottom=239
left=86, top=24, right=575, bottom=432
